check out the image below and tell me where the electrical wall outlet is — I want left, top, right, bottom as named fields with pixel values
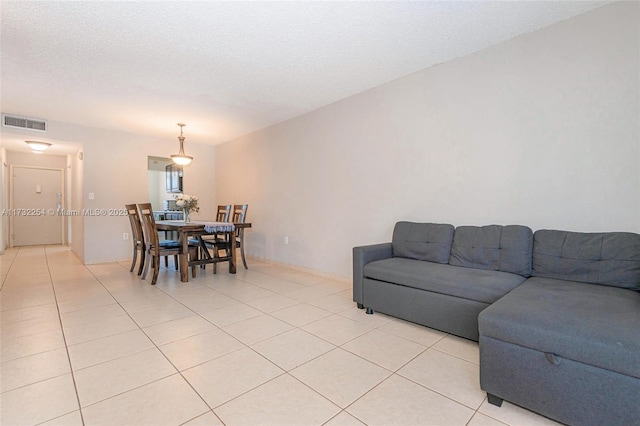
left=123, top=233, right=129, bottom=240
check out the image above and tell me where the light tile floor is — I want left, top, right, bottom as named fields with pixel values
left=0, top=245, right=560, bottom=426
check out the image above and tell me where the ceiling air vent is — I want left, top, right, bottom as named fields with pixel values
left=2, top=114, right=47, bottom=132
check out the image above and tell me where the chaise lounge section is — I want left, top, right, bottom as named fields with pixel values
left=479, top=230, right=640, bottom=426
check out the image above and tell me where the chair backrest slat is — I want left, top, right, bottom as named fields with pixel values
left=125, top=204, right=144, bottom=245
left=232, top=204, right=248, bottom=224
left=137, top=203, right=159, bottom=251
left=232, top=204, right=248, bottom=238
left=217, top=205, right=232, bottom=222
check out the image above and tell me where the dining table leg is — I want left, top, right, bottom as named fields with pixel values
left=179, top=230, right=189, bottom=282
left=229, top=230, right=237, bottom=274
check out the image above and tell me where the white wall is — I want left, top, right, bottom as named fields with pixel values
left=147, top=169, right=164, bottom=212
left=215, top=2, right=640, bottom=279
left=0, top=122, right=216, bottom=264
left=49, top=122, right=216, bottom=264
left=5, top=151, right=67, bottom=170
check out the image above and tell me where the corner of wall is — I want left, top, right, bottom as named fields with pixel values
left=0, top=147, right=6, bottom=253
left=71, top=148, right=85, bottom=263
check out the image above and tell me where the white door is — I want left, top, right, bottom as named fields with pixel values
left=11, top=167, right=63, bottom=246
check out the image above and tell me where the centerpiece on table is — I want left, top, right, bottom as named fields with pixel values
left=175, top=194, right=199, bottom=222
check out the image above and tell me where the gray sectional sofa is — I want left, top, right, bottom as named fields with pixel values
left=353, top=222, right=640, bottom=426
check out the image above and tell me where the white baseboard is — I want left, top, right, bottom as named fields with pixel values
left=247, top=255, right=350, bottom=284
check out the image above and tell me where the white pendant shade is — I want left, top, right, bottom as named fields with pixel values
left=171, top=123, right=193, bottom=165
left=171, top=154, right=193, bottom=165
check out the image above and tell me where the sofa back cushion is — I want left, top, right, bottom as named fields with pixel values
left=392, top=222, right=454, bottom=264
left=449, top=225, right=533, bottom=277
left=532, top=230, right=640, bottom=289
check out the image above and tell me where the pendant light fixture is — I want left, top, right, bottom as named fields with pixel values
left=171, top=123, right=193, bottom=165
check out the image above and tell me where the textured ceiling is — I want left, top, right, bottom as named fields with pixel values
left=1, top=1, right=610, bottom=151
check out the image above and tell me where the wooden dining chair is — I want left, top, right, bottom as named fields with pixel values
left=197, top=205, right=232, bottom=268
left=125, top=204, right=145, bottom=275
left=137, top=203, right=198, bottom=285
left=232, top=204, right=249, bottom=270
left=204, top=204, right=249, bottom=273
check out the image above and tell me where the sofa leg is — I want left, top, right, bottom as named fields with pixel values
left=487, top=393, right=503, bottom=407
left=366, top=308, right=374, bottom=315
left=357, top=303, right=364, bottom=309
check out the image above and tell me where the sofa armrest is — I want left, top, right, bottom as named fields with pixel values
left=353, top=243, right=393, bottom=304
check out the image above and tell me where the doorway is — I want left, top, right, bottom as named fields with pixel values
left=148, top=156, right=182, bottom=212
left=10, top=166, right=64, bottom=246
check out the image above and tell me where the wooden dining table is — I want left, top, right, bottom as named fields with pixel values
left=155, top=220, right=252, bottom=282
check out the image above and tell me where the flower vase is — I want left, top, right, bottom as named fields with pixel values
left=184, top=209, right=191, bottom=222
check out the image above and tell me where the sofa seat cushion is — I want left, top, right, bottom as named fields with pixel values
left=479, top=277, right=640, bottom=379
left=364, top=257, right=526, bottom=304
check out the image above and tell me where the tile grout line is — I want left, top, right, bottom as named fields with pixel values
left=3, top=248, right=524, bottom=426
left=292, top=312, right=486, bottom=424
left=148, top=263, right=450, bottom=424
left=127, top=262, right=359, bottom=422
left=73, top=257, right=482, bottom=424
left=0, top=250, right=16, bottom=292
left=147, top=272, right=312, bottom=420
left=43, top=245, right=87, bottom=426
left=0, top=249, right=71, bottom=395
left=184, top=294, right=406, bottom=424
left=323, top=332, right=440, bottom=424
left=106, top=260, right=326, bottom=421
left=82, top=261, right=222, bottom=423
left=146, top=264, right=338, bottom=424
left=199, top=264, right=498, bottom=423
